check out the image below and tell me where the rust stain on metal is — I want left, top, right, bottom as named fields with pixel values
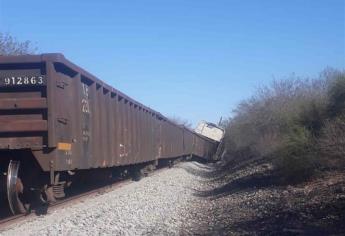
left=0, top=54, right=219, bottom=173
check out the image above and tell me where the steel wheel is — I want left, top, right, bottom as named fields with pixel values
left=7, top=160, right=29, bottom=214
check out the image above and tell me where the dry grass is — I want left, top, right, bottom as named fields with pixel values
left=223, top=68, right=345, bottom=183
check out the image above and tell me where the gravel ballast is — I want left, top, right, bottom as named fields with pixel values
left=2, top=160, right=344, bottom=235
left=0, top=162, right=209, bottom=236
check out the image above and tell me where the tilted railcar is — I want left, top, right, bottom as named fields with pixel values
left=0, top=54, right=218, bottom=215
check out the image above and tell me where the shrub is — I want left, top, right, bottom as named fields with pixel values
left=273, top=126, right=317, bottom=182
left=327, top=74, right=345, bottom=118
left=223, top=68, right=345, bottom=183
left=0, top=32, right=36, bottom=55
left=318, top=116, right=345, bottom=169
left=225, top=77, right=328, bottom=158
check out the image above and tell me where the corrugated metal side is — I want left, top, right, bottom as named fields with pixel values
left=0, top=62, right=48, bottom=149
left=183, top=128, right=194, bottom=155
left=117, top=96, right=124, bottom=165
left=0, top=55, right=218, bottom=172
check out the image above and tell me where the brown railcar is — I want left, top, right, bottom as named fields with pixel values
left=0, top=54, right=218, bottom=215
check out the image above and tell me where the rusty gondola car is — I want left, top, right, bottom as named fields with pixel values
left=0, top=54, right=218, bottom=215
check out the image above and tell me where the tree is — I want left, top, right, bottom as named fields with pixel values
left=169, top=116, right=193, bottom=129
left=0, top=32, right=36, bottom=55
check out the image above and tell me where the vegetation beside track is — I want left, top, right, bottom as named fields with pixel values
left=222, top=68, right=345, bottom=183
left=205, top=68, right=345, bottom=234
left=0, top=32, right=36, bottom=56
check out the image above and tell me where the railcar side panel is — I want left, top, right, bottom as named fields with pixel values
left=122, top=99, right=129, bottom=164
left=117, top=96, right=124, bottom=165
left=143, top=110, right=149, bottom=161
left=111, top=92, right=119, bottom=166
left=183, top=129, right=194, bottom=155
left=0, top=61, right=51, bottom=171
left=0, top=54, right=218, bottom=174
left=131, top=103, right=136, bottom=164
left=127, top=103, right=132, bottom=165
left=147, top=112, right=155, bottom=160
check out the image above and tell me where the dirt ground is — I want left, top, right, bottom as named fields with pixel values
left=181, top=159, right=345, bottom=235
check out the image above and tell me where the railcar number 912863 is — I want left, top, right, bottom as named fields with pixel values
left=0, top=75, right=46, bottom=86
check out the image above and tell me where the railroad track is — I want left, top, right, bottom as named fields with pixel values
left=0, top=166, right=170, bottom=231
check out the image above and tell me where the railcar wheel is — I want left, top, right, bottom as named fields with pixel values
left=7, top=160, right=29, bottom=215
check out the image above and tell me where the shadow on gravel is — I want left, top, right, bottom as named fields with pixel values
left=179, top=158, right=268, bottom=181
left=194, top=170, right=285, bottom=199
left=34, top=204, right=49, bottom=215
left=177, top=163, right=219, bottom=179
left=210, top=158, right=268, bottom=182
left=232, top=196, right=345, bottom=235
left=187, top=157, right=286, bottom=199
left=186, top=158, right=345, bottom=235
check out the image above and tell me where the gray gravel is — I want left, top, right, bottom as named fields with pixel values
left=3, top=159, right=341, bottom=235
left=0, top=162, right=209, bottom=236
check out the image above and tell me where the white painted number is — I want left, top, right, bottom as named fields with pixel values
left=31, top=77, right=37, bottom=84
left=82, top=99, right=90, bottom=113
left=17, top=77, right=23, bottom=85
left=37, top=76, right=44, bottom=84
left=4, top=77, right=10, bottom=85
left=1, top=76, right=45, bottom=86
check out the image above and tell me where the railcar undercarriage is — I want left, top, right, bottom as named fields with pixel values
left=0, top=150, right=187, bottom=216
left=0, top=151, right=48, bottom=215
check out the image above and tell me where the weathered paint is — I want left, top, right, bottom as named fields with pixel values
left=0, top=54, right=218, bottom=172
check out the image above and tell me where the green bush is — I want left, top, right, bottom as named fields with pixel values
left=318, top=116, right=345, bottom=169
left=328, top=74, right=345, bottom=117
left=224, top=68, right=345, bottom=183
left=273, top=126, right=317, bottom=182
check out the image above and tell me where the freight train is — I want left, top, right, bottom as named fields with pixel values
left=0, top=54, right=219, bottom=215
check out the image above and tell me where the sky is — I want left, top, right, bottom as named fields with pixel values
left=0, top=0, right=344, bottom=126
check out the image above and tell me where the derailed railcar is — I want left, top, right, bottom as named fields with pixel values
left=0, top=53, right=217, bottom=215
left=193, top=132, right=218, bottom=160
